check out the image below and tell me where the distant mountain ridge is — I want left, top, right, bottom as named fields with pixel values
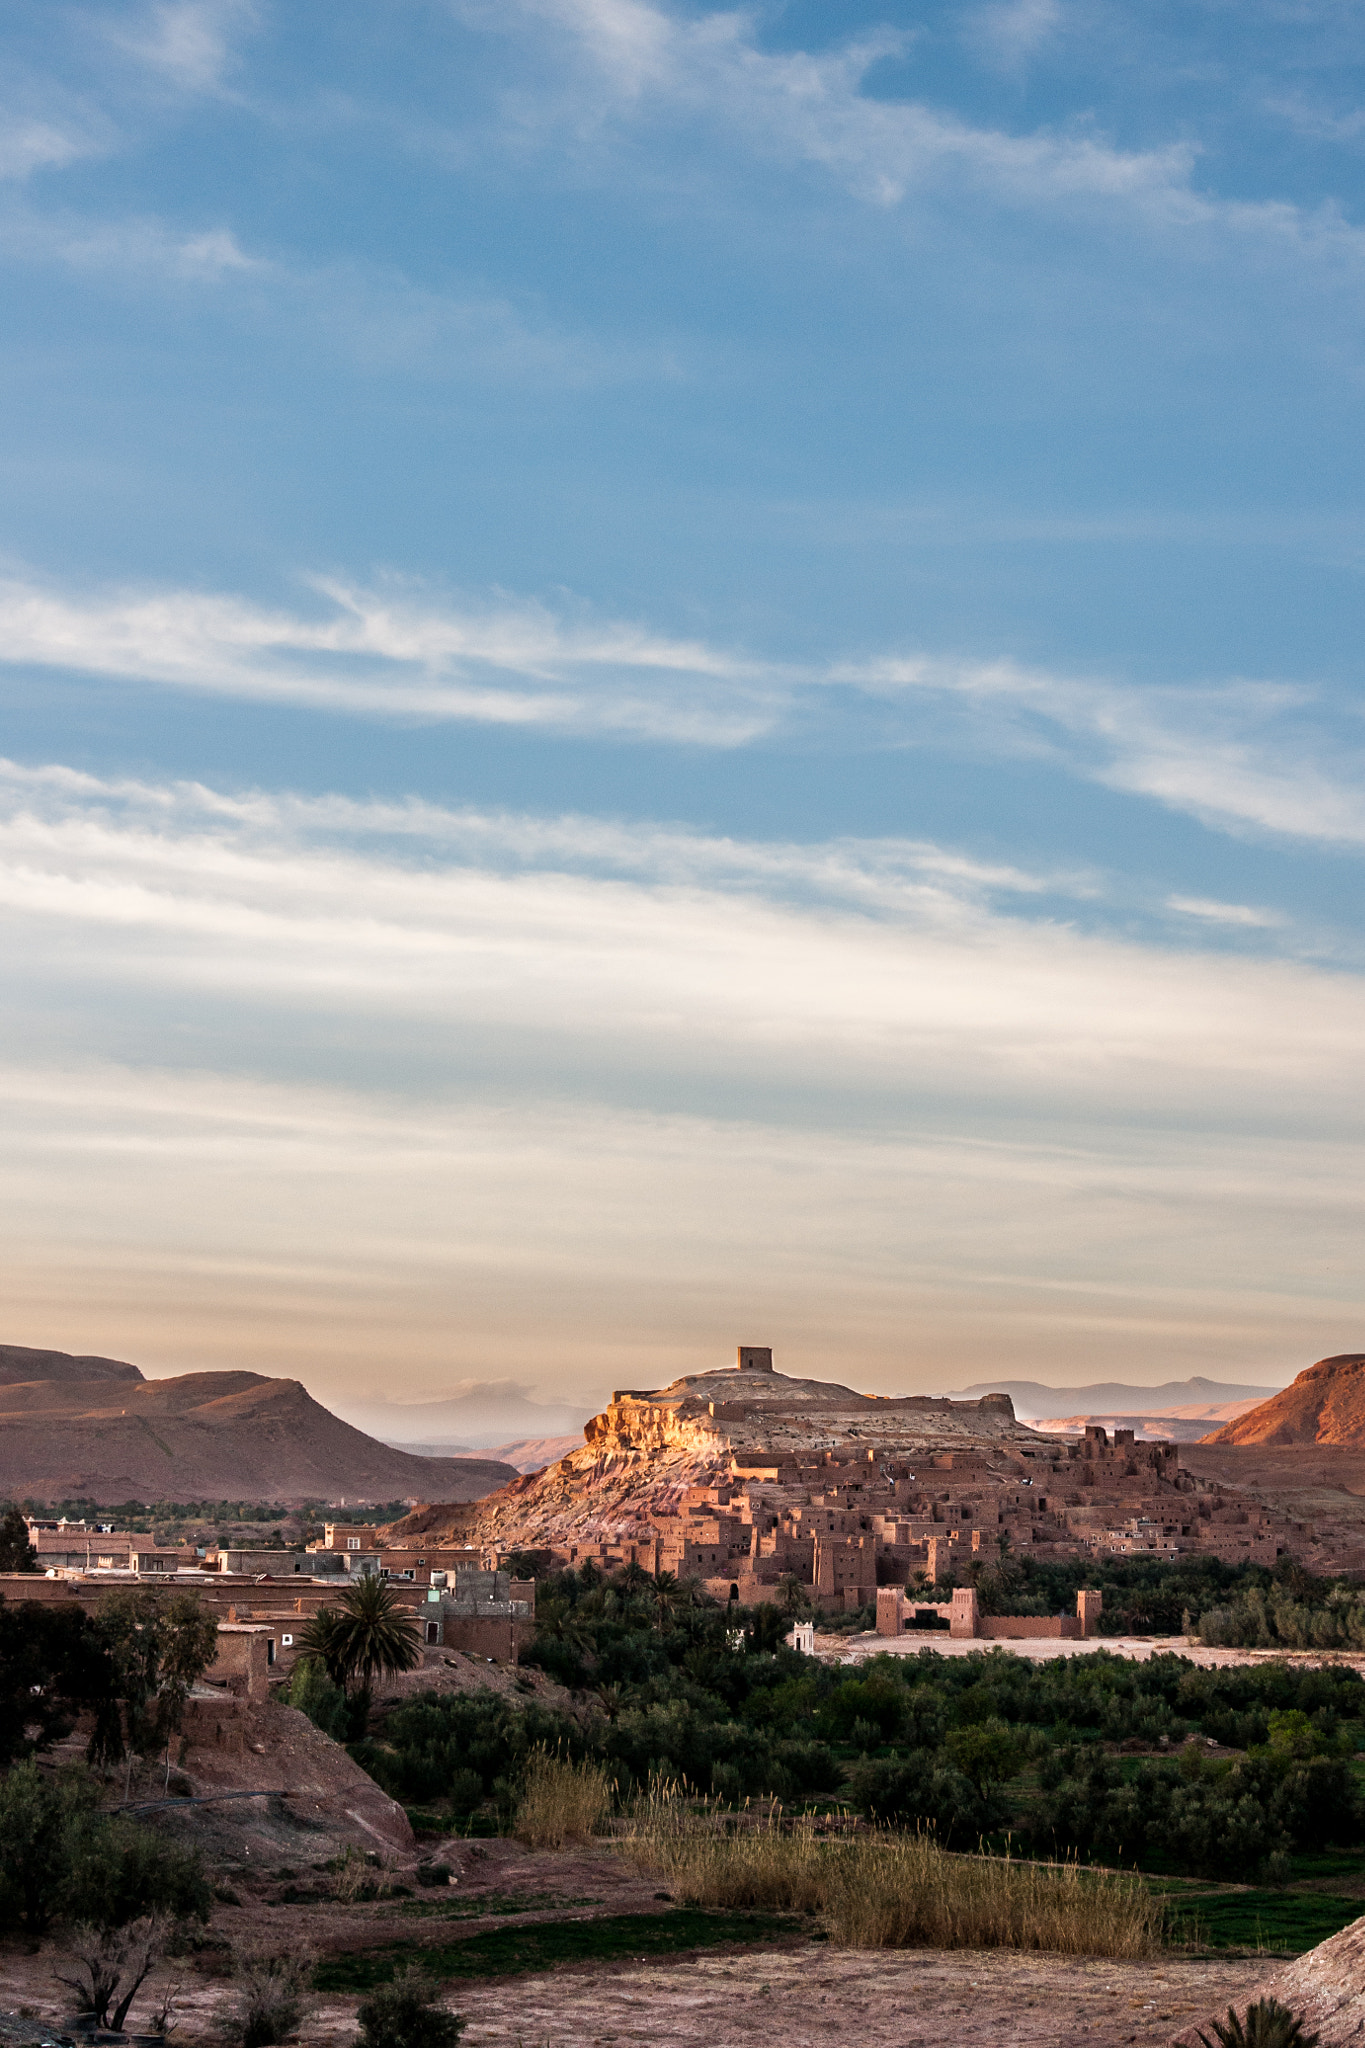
left=950, top=1375, right=1286, bottom=1421
left=385, top=1434, right=584, bottom=1473
left=0, top=1342, right=518, bottom=1505
left=1202, top=1355, right=1365, bottom=1446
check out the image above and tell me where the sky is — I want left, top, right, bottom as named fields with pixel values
left=3, top=0, right=1365, bottom=1431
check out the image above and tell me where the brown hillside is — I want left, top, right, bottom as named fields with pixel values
left=1202, top=1354, right=1365, bottom=1446
left=0, top=1345, right=517, bottom=1505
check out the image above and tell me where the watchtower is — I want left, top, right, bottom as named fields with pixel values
left=737, top=1345, right=774, bottom=1372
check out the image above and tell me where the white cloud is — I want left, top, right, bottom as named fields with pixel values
left=507, top=0, right=1198, bottom=213
left=0, top=116, right=96, bottom=181
left=969, top=0, right=1065, bottom=70
left=1167, top=896, right=1284, bottom=930
left=105, top=0, right=259, bottom=96
left=839, top=651, right=1365, bottom=850
left=0, top=756, right=1357, bottom=1114
left=2, top=758, right=1363, bottom=1398
left=458, top=0, right=1365, bottom=277
left=0, top=574, right=776, bottom=743
left=5, top=570, right=1365, bottom=849
left=0, top=209, right=263, bottom=278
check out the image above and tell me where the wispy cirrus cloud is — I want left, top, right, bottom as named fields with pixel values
left=464, top=0, right=1365, bottom=272
left=1, top=758, right=1363, bottom=1396
left=0, top=755, right=1352, bottom=1112
left=102, top=0, right=260, bottom=97
left=5, top=569, right=1365, bottom=850
left=0, top=573, right=775, bottom=743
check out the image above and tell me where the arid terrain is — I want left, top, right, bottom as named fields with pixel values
left=0, top=1344, right=516, bottom=1504
left=1201, top=1355, right=1365, bottom=1447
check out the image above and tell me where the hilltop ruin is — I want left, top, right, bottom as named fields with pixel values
left=392, top=1347, right=1334, bottom=1608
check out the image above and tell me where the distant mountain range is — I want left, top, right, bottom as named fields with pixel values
left=950, top=1375, right=1286, bottom=1420
left=385, top=1433, right=584, bottom=1473
left=0, top=1343, right=518, bottom=1505
left=338, top=1382, right=596, bottom=1453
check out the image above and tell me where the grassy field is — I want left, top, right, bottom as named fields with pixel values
left=1161, top=1886, right=1363, bottom=1952
left=312, top=1908, right=804, bottom=1991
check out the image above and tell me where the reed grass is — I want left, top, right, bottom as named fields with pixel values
left=514, top=1750, right=614, bottom=1850
left=620, top=1790, right=1160, bottom=1959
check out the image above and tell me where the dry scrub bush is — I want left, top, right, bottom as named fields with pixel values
left=514, top=1750, right=613, bottom=1849
left=622, top=1793, right=1159, bottom=1960
left=54, top=1915, right=168, bottom=2032
left=216, top=1944, right=314, bottom=2048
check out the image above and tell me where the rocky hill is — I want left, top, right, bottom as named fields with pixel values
left=1201, top=1354, right=1365, bottom=1446
left=0, top=1343, right=517, bottom=1505
left=387, top=1360, right=1037, bottom=1553
left=385, top=1352, right=1332, bottom=1598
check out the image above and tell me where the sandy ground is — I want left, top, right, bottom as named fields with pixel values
left=0, top=1832, right=1280, bottom=2048
left=824, top=1631, right=1365, bottom=1670
left=0, top=1940, right=1271, bottom=2048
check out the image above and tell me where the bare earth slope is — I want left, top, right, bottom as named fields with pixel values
left=1203, top=1354, right=1365, bottom=1446
left=0, top=1343, right=517, bottom=1504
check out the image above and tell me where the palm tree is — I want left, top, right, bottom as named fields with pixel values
left=299, top=1576, right=421, bottom=1692
left=296, top=1605, right=348, bottom=1687
left=650, top=1570, right=681, bottom=1632
left=777, top=1574, right=811, bottom=1617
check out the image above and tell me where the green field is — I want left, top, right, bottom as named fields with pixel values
left=313, top=1908, right=803, bottom=1991
left=1163, top=1887, right=1362, bottom=1952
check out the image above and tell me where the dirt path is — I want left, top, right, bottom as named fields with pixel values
left=326, top=1946, right=1269, bottom=2047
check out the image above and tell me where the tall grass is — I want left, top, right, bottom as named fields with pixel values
left=621, top=1792, right=1159, bottom=1959
left=514, top=1750, right=614, bottom=1849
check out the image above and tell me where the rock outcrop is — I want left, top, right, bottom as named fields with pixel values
left=1202, top=1354, right=1365, bottom=1446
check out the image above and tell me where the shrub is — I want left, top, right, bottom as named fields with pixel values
left=514, top=1750, right=613, bottom=1849
left=354, top=1967, right=465, bottom=2048
left=216, top=1946, right=313, bottom=2048
left=845, top=1752, right=1004, bottom=1846
left=285, top=1657, right=361, bottom=1742
left=53, top=1916, right=167, bottom=2032
left=1196, top=1999, right=1321, bottom=2048
left=0, top=1761, right=209, bottom=1935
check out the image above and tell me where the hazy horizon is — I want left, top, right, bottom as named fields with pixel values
left=3, top=2, right=1364, bottom=1406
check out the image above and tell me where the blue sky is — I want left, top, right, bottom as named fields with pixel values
left=3, top=0, right=1365, bottom=1429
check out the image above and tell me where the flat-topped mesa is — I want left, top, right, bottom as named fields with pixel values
left=586, top=1357, right=1031, bottom=1465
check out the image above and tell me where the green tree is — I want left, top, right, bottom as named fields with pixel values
left=777, top=1574, right=811, bottom=1617
left=942, top=1719, right=1023, bottom=1797
left=650, top=1570, right=683, bottom=1632
left=0, top=1761, right=209, bottom=1935
left=93, top=1590, right=219, bottom=1767
left=0, top=1597, right=121, bottom=1766
left=0, top=1504, right=37, bottom=1572
left=300, top=1576, right=420, bottom=1693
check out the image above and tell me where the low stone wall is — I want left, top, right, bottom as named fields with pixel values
left=979, top=1615, right=1082, bottom=1639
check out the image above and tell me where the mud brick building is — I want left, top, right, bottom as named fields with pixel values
left=421, top=1348, right=1327, bottom=1613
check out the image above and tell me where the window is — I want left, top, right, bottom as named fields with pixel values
left=281, top=1633, right=294, bottom=1647
left=347, top=1538, right=360, bottom=1551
